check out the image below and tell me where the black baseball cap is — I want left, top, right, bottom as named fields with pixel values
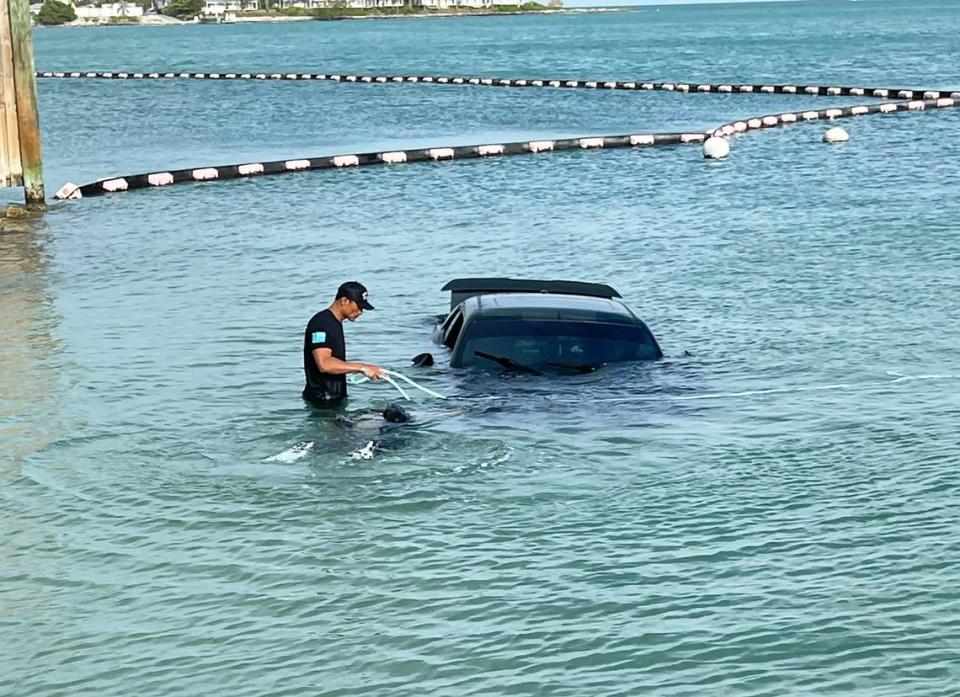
left=336, top=281, right=374, bottom=310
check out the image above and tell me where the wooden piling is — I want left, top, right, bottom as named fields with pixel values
left=0, top=0, right=44, bottom=206
left=0, top=0, right=23, bottom=189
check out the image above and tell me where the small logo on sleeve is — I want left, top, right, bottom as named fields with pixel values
left=312, top=331, right=326, bottom=344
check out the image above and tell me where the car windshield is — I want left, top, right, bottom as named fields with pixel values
left=459, top=319, right=660, bottom=371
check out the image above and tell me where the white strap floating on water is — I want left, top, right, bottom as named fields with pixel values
left=192, top=168, right=219, bottom=181
left=238, top=163, right=264, bottom=176
left=382, top=374, right=411, bottom=401
left=333, top=155, right=359, bottom=167
left=380, top=151, right=407, bottom=164
left=102, top=177, right=128, bottom=191
left=579, top=137, right=604, bottom=149
left=350, top=369, right=446, bottom=401
left=429, top=147, right=455, bottom=160
left=384, top=370, right=447, bottom=400
left=630, top=134, right=655, bottom=146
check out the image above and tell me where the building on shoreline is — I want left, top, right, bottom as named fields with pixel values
left=73, top=2, right=144, bottom=20
left=198, top=0, right=526, bottom=13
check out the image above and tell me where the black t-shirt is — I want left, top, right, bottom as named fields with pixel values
left=302, top=309, right=347, bottom=407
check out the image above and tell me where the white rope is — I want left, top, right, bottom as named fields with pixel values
left=382, top=373, right=411, bottom=401
left=349, top=369, right=446, bottom=401
left=384, top=370, right=447, bottom=400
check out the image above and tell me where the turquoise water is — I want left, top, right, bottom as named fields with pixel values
left=3, top=1, right=960, bottom=694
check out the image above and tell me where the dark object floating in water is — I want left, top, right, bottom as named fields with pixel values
left=430, top=277, right=663, bottom=373
left=411, top=352, right=435, bottom=367
left=382, top=403, right=411, bottom=423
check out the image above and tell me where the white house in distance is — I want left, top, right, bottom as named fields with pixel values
left=73, top=2, right=145, bottom=19
left=32, top=0, right=532, bottom=20
left=200, top=0, right=525, bottom=12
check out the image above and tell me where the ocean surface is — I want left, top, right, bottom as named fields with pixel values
left=3, top=1, right=960, bottom=694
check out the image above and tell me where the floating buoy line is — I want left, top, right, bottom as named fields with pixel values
left=39, top=70, right=959, bottom=200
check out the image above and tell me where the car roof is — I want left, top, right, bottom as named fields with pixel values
left=458, top=292, right=639, bottom=323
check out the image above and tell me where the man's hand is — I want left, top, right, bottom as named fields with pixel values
left=361, top=364, right=386, bottom=380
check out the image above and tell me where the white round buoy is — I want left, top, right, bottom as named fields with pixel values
left=823, top=127, right=849, bottom=143
left=703, top=136, right=730, bottom=159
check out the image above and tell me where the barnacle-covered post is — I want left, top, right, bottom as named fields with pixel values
left=1, top=0, right=44, bottom=207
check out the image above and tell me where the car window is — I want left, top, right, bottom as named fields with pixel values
left=460, top=319, right=660, bottom=368
left=443, top=310, right=465, bottom=349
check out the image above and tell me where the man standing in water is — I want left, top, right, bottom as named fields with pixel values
left=302, top=281, right=385, bottom=408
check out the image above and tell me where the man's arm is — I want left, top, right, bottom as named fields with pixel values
left=312, top=347, right=385, bottom=380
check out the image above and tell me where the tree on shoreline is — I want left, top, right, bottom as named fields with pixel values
left=36, top=0, right=76, bottom=24
left=162, top=0, right=203, bottom=19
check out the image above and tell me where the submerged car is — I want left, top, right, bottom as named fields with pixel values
left=430, top=278, right=662, bottom=373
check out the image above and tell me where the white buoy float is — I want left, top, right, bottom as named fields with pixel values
left=823, top=126, right=849, bottom=143
left=703, top=136, right=731, bottom=159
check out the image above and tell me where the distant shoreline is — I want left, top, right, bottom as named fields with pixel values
left=43, top=6, right=631, bottom=28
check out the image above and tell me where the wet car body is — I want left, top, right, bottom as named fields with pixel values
left=431, top=278, right=663, bottom=373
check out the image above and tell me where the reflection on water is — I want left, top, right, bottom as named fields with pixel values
left=0, top=214, right=63, bottom=476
